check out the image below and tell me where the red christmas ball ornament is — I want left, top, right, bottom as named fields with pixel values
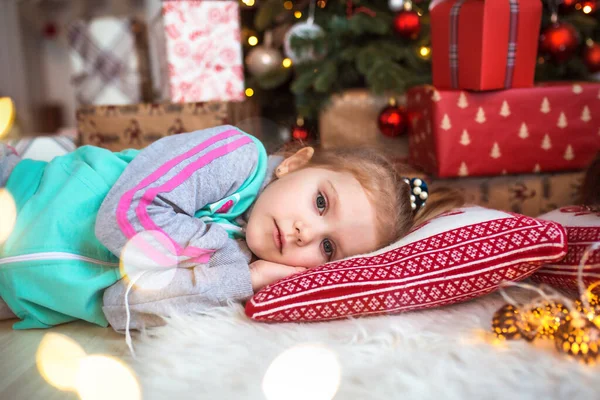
left=378, top=101, right=407, bottom=137
left=539, top=21, right=580, bottom=62
left=291, top=118, right=309, bottom=141
left=583, top=41, right=600, bottom=73
left=43, top=22, right=59, bottom=39
left=559, top=0, right=578, bottom=13
left=393, top=10, right=421, bottom=39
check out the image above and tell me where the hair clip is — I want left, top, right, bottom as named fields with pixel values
left=403, top=177, right=428, bottom=211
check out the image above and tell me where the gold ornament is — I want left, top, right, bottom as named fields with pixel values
left=518, top=302, right=570, bottom=341
left=492, top=302, right=570, bottom=341
left=555, top=316, right=600, bottom=364
left=575, top=293, right=600, bottom=315
left=245, top=46, right=284, bottom=77
left=492, top=304, right=522, bottom=340
left=490, top=243, right=600, bottom=363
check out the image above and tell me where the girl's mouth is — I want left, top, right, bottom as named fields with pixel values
left=273, top=220, right=284, bottom=253
left=273, top=221, right=283, bottom=252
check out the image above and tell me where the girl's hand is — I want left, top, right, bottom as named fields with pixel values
left=249, top=260, right=307, bottom=292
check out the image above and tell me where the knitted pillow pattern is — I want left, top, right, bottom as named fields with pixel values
left=531, top=206, right=600, bottom=292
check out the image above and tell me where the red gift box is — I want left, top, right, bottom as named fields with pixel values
left=430, top=0, right=541, bottom=91
left=406, top=83, right=600, bottom=178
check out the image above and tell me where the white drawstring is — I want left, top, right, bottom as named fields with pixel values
left=124, top=270, right=151, bottom=359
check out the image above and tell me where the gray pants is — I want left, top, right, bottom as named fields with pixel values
left=0, top=143, right=20, bottom=187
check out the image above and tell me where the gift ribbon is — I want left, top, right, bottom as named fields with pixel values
left=432, top=0, right=519, bottom=89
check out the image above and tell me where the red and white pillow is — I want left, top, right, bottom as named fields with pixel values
left=531, top=206, right=600, bottom=292
left=245, top=206, right=568, bottom=322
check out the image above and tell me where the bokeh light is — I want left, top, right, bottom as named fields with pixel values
left=294, top=11, right=302, bottom=18
left=282, top=58, right=293, bottom=68
left=36, top=333, right=87, bottom=391
left=248, top=35, right=259, bottom=46
left=0, top=189, right=17, bottom=244
left=245, top=88, right=255, bottom=97
left=120, top=230, right=178, bottom=291
left=76, top=355, right=141, bottom=400
left=283, top=1, right=293, bottom=10
left=262, top=343, right=341, bottom=400
left=0, top=97, right=16, bottom=138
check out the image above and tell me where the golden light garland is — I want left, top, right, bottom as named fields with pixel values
left=492, top=242, right=600, bottom=364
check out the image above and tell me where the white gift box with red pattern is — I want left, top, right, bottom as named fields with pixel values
left=156, top=0, right=245, bottom=103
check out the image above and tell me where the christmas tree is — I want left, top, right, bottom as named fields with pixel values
left=240, top=0, right=600, bottom=128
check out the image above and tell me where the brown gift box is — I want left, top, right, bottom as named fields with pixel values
left=431, top=171, right=585, bottom=217
left=318, top=89, right=409, bottom=157
left=77, top=100, right=259, bottom=152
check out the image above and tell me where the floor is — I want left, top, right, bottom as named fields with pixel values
left=0, top=319, right=130, bottom=400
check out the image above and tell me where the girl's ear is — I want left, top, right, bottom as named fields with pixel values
left=275, top=147, right=315, bottom=178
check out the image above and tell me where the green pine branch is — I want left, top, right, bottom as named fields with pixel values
left=246, top=0, right=600, bottom=120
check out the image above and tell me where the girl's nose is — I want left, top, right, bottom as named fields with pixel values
left=293, top=220, right=314, bottom=246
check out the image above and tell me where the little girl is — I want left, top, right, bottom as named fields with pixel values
left=0, top=125, right=461, bottom=332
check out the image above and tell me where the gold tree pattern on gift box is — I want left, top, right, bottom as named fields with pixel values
left=581, top=106, right=591, bottom=122
left=519, top=122, right=529, bottom=139
left=540, top=97, right=551, bottom=114
left=557, top=112, right=568, bottom=128
left=533, top=163, right=541, bottom=173
left=475, top=107, right=486, bottom=124
left=458, top=161, right=469, bottom=177
left=564, top=144, right=575, bottom=160
left=541, top=134, right=552, bottom=150
left=460, top=129, right=470, bottom=146
left=499, top=100, right=511, bottom=118
left=441, top=113, right=451, bottom=131
left=457, top=92, right=468, bottom=109
left=490, top=142, right=502, bottom=159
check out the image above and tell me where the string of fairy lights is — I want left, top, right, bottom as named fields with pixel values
left=492, top=243, right=600, bottom=364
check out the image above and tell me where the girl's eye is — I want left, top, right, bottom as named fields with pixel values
left=316, top=192, right=327, bottom=214
left=322, top=238, right=335, bottom=260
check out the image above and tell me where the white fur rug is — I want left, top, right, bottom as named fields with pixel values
left=131, top=288, right=600, bottom=400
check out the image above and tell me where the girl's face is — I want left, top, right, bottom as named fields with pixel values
left=246, top=149, right=379, bottom=268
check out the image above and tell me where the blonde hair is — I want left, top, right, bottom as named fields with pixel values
left=278, top=144, right=465, bottom=248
